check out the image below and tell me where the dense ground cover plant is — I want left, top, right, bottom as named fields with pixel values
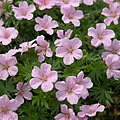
left=0, top=0, right=120, bottom=119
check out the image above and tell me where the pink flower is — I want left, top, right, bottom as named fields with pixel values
left=54, top=29, right=73, bottom=47
left=35, top=35, right=53, bottom=62
left=12, top=1, right=36, bottom=20
left=88, top=23, right=115, bottom=47
left=101, top=2, right=120, bottom=26
left=15, top=82, right=32, bottom=105
left=56, top=37, right=83, bottom=65
left=75, top=71, right=93, bottom=99
left=61, top=5, right=84, bottom=26
left=54, top=0, right=80, bottom=7
left=102, top=39, right=120, bottom=60
left=18, top=40, right=37, bottom=54
left=35, top=14, right=58, bottom=35
left=105, top=55, right=120, bottom=80
left=76, top=115, right=88, bottom=120
left=33, top=0, right=55, bottom=10
left=81, top=0, right=97, bottom=5
left=6, top=48, right=19, bottom=57
left=103, top=0, right=114, bottom=4
left=0, top=26, right=18, bottom=45
left=29, top=63, right=58, bottom=92
left=0, top=54, right=18, bottom=80
left=55, top=76, right=83, bottom=105
left=78, top=103, right=105, bottom=117
left=0, top=94, right=20, bottom=120
left=54, top=104, right=76, bottom=120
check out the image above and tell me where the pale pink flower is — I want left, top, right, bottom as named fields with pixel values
left=0, top=54, right=18, bottom=80
left=15, top=82, right=32, bottom=105
left=0, top=94, right=20, bottom=120
left=88, top=23, right=115, bottom=47
left=78, top=103, right=105, bottom=117
left=33, top=0, right=55, bottom=10
left=81, top=0, right=97, bottom=5
left=35, top=14, right=58, bottom=35
left=102, top=39, right=120, bottom=61
left=103, top=0, right=114, bottom=4
left=54, top=0, right=80, bottom=7
left=55, top=76, right=83, bottom=105
left=5, top=48, right=19, bottom=57
left=54, top=104, right=76, bottom=120
left=29, top=63, right=58, bottom=92
left=0, top=26, right=18, bottom=45
left=61, top=5, right=84, bottom=27
left=105, top=55, right=120, bottom=80
left=56, top=37, right=83, bottom=65
left=101, top=2, right=120, bottom=26
left=35, top=35, right=53, bottom=62
left=12, top=1, right=36, bottom=20
left=18, top=40, right=37, bottom=54
left=75, top=71, right=93, bottom=99
left=54, top=29, right=73, bottom=47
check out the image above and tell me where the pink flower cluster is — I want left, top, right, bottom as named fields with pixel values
left=55, top=71, right=93, bottom=104
left=55, top=103, right=105, bottom=120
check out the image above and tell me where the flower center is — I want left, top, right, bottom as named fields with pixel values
left=111, top=12, right=117, bottom=18
left=108, top=65, right=113, bottom=69
left=67, top=88, right=72, bottom=93
left=89, top=109, right=94, bottom=114
left=65, top=114, right=70, bottom=119
left=22, top=11, right=27, bottom=16
left=68, top=13, right=74, bottom=19
left=41, top=76, right=47, bottom=81
left=63, top=0, right=69, bottom=4
left=43, top=0, right=47, bottom=5
left=2, top=63, right=9, bottom=69
left=112, top=48, right=117, bottom=54
left=4, top=33, right=10, bottom=39
left=67, top=47, right=73, bottom=53
left=43, top=23, right=49, bottom=29
left=98, top=34, right=103, bottom=40
left=1, top=106, right=8, bottom=113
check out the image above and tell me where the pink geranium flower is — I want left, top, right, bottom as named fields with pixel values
left=54, top=0, right=80, bottom=7
left=54, top=29, right=73, bottom=47
left=101, top=2, right=120, bottom=26
left=15, top=82, right=32, bottom=105
left=33, top=0, right=55, bottom=10
left=12, top=1, right=36, bottom=20
left=35, top=35, right=53, bottom=62
left=0, top=54, right=18, bottom=80
left=54, top=104, right=76, bottom=120
left=75, top=71, right=93, bottom=99
left=61, top=5, right=84, bottom=26
left=0, top=26, right=18, bottom=45
left=81, top=0, right=97, bottom=5
left=0, top=94, right=20, bottom=120
left=55, top=76, right=83, bottom=104
left=105, top=55, right=120, bottom=80
left=35, top=14, right=58, bottom=35
left=76, top=115, right=88, bottom=120
left=18, top=40, right=37, bottom=54
left=29, top=63, right=58, bottom=92
left=103, top=0, right=114, bottom=4
left=88, top=23, right=115, bottom=47
left=102, top=39, right=120, bottom=60
left=56, top=37, right=83, bottom=65
left=78, top=103, right=105, bottom=117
